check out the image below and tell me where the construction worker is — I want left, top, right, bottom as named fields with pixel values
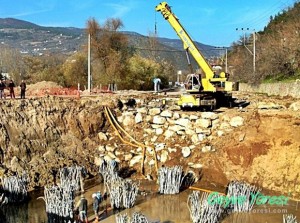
left=153, top=77, right=161, bottom=92
left=92, top=192, right=102, bottom=222
left=8, top=80, right=15, bottom=99
left=0, top=79, right=6, bottom=99
left=20, top=80, right=26, bottom=99
left=75, top=194, right=88, bottom=223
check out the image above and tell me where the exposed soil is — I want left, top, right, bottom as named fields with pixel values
left=210, top=107, right=300, bottom=198
left=1, top=86, right=300, bottom=223
left=0, top=86, right=299, bottom=201
left=119, top=91, right=300, bottom=199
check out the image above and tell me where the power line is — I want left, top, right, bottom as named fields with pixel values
left=236, top=28, right=256, bottom=74
left=224, top=0, right=296, bottom=46
left=133, top=47, right=183, bottom=52
left=244, top=0, right=294, bottom=29
left=132, top=46, right=222, bottom=54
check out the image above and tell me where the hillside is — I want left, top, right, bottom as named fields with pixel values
left=0, top=18, right=84, bottom=55
left=228, top=1, right=300, bottom=83
left=0, top=18, right=219, bottom=71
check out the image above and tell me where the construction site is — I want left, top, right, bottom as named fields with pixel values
left=0, top=1, right=300, bottom=222
left=0, top=79, right=299, bottom=222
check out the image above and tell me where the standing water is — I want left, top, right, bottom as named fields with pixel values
left=1, top=181, right=299, bottom=223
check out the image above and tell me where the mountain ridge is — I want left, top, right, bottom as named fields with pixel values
left=0, top=18, right=221, bottom=71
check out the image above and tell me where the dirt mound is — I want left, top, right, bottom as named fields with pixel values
left=29, top=81, right=63, bottom=89
left=27, top=81, right=63, bottom=96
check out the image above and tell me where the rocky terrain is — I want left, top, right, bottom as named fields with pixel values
left=0, top=91, right=299, bottom=200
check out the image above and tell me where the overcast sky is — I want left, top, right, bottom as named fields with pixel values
left=0, top=0, right=296, bottom=46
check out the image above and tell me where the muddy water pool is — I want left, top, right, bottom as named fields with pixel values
left=100, top=190, right=300, bottom=223
left=1, top=182, right=299, bottom=223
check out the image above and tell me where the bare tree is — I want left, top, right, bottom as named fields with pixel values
left=86, top=17, right=131, bottom=87
left=0, top=46, right=25, bottom=83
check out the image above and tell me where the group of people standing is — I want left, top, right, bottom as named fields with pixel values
left=75, top=191, right=104, bottom=223
left=0, top=79, right=26, bottom=99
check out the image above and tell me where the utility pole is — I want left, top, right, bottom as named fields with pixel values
left=213, top=47, right=228, bottom=73
left=236, top=28, right=256, bottom=74
left=88, top=34, right=91, bottom=94
left=253, top=30, right=256, bottom=74
left=225, top=47, right=228, bottom=73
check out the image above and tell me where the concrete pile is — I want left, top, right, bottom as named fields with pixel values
left=0, top=173, right=28, bottom=204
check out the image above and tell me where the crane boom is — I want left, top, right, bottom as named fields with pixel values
left=156, top=2, right=232, bottom=93
left=156, top=2, right=236, bottom=109
left=156, top=2, right=214, bottom=79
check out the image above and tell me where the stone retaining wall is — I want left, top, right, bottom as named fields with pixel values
left=239, top=81, right=300, bottom=98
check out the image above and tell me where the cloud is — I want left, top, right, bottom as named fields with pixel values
left=70, top=0, right=97, bottom=11
left=104, top=3, right=130, bottom=18
left=199, top=8, right=217, bottom=17
left=1, top=1, right=56, bottom=18
left=5, top=8, right=52, bottom=18
left=103, top=0, right=139, bottom=18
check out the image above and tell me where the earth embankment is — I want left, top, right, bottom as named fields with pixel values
left=0, top=91, right=299, bottom=200
left=0, top=96, right=106, bottom=189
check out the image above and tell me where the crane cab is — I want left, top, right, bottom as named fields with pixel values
left=184, top=74, right=202, bottom=92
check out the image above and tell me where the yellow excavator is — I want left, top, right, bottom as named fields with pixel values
left=156, top=2, right=238, bottom=109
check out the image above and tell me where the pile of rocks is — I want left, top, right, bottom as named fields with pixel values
left=95, top=99, right=245, bottom=172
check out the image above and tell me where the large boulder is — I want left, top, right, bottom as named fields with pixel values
left=160, top=110, right=173, bottom=118
left=195, top=118, right=211, bottom=128
left=257, top=102, right=285, bottom=109
left=149, top=108, right=161, bottom=116
left=182, top=147, right=191, bottom=158
left=160, top=150, right=169, bottom=163
left=135, top=112, right=143, bottom=123
left=289, top=101, right=300, bottom=111
left=175, top=118, right=191, bottom=128
left=123, top=115, right=135, bottom=126
left=201, top=112, right=218, bottom=120
left=153, top=116, right=166, bottom=125
left=98, top=132, right=108, bottom=141
left=230, top=116, right=244, bottom=127
left=130, top=155, right=143, bottom=167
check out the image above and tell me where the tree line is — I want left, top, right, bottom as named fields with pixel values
left=0, top=18, right=175, bottom=90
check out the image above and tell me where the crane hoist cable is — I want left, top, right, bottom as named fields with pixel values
left=155, top=8, right=157, bottom=35
left=104, top=106, right=159, bottom=177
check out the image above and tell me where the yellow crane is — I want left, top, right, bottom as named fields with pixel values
left=156, top=2, right=237, bottom=109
